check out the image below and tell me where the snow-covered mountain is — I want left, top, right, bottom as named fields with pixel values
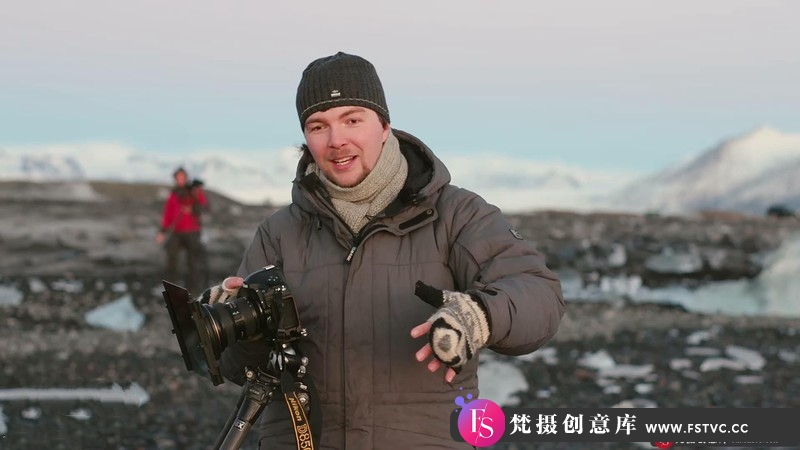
left=0, top=142, right=636, bottom=212
left=610, top=126, right=800, bottom=215
left=440, top=154, right=635, bottom=212
left=3, top=126, right=798, bottom=214
left=0, top=143, right=301, bottom=206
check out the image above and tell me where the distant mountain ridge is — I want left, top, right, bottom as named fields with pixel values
left=0, top=141, right=637, bottom=212
left=0, top=143, right=301, bottom=206
left=2, top=126, right=799, bottom=214
left=611, top=126, right=800, bottom=215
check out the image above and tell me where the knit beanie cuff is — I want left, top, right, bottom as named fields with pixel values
left=296, top=52, right=390, bottom=129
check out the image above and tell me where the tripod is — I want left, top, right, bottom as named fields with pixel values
left=161, top=266, right=317, bottom=449
left=212, top=344, right=318, bottom=450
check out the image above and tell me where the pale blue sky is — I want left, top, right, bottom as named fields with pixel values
left=1, top=0, right=798, bottom=172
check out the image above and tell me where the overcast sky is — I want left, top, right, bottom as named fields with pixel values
left=2, top=0, right=798, bottom=171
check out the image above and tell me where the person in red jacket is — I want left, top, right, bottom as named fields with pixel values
left=155, top=167, right=209, bottom=295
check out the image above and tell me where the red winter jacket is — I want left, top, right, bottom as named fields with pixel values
left=160, top=186, right=208, bottom=234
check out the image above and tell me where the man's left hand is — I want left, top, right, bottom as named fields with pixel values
left=411, top=321, right=459, bottom=383
left=410, top=281, right=490, bottom=383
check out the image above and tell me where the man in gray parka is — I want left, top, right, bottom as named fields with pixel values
left=201, top=51, right=565, bottom=449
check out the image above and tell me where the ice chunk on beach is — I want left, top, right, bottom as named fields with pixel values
left=0, top=284, right=23, bottom=306
left=687, top=233, right=800, bottom=317
left=735, top=375, right=763, bottom=385
left=556, top=268, right=584, bottom=300
left=600, top=275, right=642, bottom=298
left=699, top=358, right=747, bottom=372
left=778, top=349, right=799, bottom=364
left=28, top=277, right=48, bottom=293
left=612, top=398, right=657, bottom=408
left=21, top=407, right=42, bottom=420
left=52, top=279, right=84, bottom=293
left=645, top=247, right=703, bottom=274
left=84, top=294, right=145, bottom=332
left=68, top=408, right=92, bottom=420
left=0, top=405, right=7, bottom=434
left=0, top=382, right=150, bottom=406
left=608, top=243, right=627, bottom=268
left=669, top=359, right=692, bottom=371
left=685, top=347, right=720, bottom=357
left=726, top=345, right=766, bottom=370
left=629, top=284, right=694, bottom=307
left=517, top=347, right=558, bottom=365
left=686, top=328, right=718, bottom=345
left=599, top=364, right=654, bottom=380
left=562, top=273, right=645, bottom=303
left=478, top=360, right=528, bottom=406
left=578, top=350, right=616, bottom=370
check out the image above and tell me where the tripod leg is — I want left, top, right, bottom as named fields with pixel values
left=216, top=380, right=272, bottom=450
left=213, top=385, right=248, bottom=450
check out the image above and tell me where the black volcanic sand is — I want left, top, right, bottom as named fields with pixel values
left=1, top=273, right=799, bottom=450
left=2, top=195, right=800, bottom=449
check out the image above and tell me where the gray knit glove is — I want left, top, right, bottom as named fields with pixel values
left=414, top=281, right=491, bottom=372
left=197, top=277, right=241, bottom=304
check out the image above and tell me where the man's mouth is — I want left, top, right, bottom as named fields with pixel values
left=332, top=156, right=355, bottom=166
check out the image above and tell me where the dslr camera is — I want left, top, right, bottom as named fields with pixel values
left=161, top=265, right=306, bottom=385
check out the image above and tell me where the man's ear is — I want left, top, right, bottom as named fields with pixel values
left=381, top=123, right=391, bottom=143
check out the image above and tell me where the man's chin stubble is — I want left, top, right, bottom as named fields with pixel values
left=331, top=169, right=371, bottom=189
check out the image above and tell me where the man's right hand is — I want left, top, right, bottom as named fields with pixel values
left=197, top=276, right=244, bottom=303
left=155, top=232, right=165, bottom=245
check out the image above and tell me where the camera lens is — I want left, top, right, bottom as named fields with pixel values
left=201, top=295, right=270, bottom=359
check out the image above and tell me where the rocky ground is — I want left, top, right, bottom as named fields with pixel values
left=1, top=182, right=799, bottom=449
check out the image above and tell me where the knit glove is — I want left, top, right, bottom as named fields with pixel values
left=414, top=281, right=491, bottom=372
left=197, top=277, right=242, bottom=304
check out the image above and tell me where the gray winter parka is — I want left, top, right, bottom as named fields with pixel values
left=219, top=129, right=564, bottom=449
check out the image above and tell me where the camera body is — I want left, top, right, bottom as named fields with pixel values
left=162, top=265, right=304, bottom=385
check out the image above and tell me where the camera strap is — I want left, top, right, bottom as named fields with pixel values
left=281, top=371, right=322, bottom=450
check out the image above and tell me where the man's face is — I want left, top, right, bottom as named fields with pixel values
left=303, top=106, right=390, bottom=188
left=174, top=171, right=188, bottom=187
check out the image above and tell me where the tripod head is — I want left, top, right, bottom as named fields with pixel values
left=214, top=344, right=318, bottom=450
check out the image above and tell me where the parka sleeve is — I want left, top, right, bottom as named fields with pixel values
left=218, top=223, right=278, bottom=385
left=446, top=190, right=565, bottom=356
left=160, top=193, right=179, bottom=232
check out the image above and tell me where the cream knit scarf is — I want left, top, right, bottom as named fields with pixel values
left=307, top=131, right=408, bottom=233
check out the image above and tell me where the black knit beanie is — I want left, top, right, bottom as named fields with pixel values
left=296, top=52, right=390, bottom=129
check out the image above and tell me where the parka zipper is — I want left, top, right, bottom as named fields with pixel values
left=344, top=222, right=387, bottom=263
left=344, top=208, right=434, bottom=262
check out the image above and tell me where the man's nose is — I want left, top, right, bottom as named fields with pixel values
left=327, top=125, right=347, bottom=148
